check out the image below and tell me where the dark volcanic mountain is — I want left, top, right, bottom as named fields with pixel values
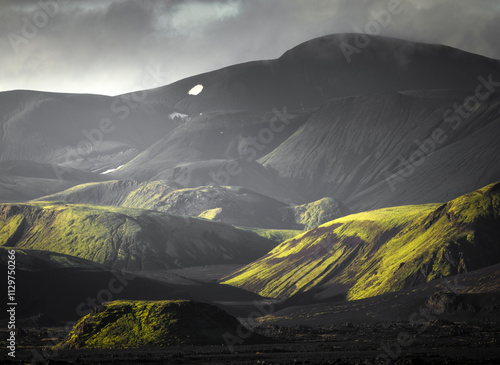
left=105, top=35, right=500, bottom=210
left=135, top=34, right=500, bottom=115
left=0, top=160, right=105, bottom=202
left=111, top=109, right=310, bottom=201
left=259, top=90, right=500, bottom=211
left=0, top=90, right=174, bottom=172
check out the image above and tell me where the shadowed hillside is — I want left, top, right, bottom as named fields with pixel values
left=134, top=34, right=500, bottom=115
left=0, top=90, right=175, bottom=172
left=112, top=109, right=309, bottom=181
left=0, top=160, right=106, bottom=202
left=0, top=248, right=262, bottom=324
left=259, top=91, right=500, bottom=211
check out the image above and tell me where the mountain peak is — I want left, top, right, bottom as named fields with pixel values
left=141, top=33, right=500, bottom=115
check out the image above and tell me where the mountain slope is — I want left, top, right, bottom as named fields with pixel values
left=136, top=34, right=500, bottom=115
left=38, top=184, right=348, bottom=230
left=0, top=202, right=276, bottom=270
left=35, top=180, right=182, bottom=208
left=293, top=197, right=351, bottom=230
left=222, top=182, right=500, bottom=301
left=111, top=108, right=310, bottom=193
left=259, top=90, right=500, bottom=211
left=112, top=34, right=500, bottom=206
left=0, top=90, right=174, bottom=172
left=0, top=160, right=106, bottom=202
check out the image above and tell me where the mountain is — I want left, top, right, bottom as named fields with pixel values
left=0, top=89, right=174, bottom=172
left=134, top=34, right=500, bottom=115
left=111, top=109, right=310, bottom=200
left=259, top=90, right=500, bottom=211
left=38, top=183, right=349, bottom=230
left=110, top=34, right=500, bottom=206
left=0, top=202, right=276, bottom=270
left=56, top=300, right=270, bottom=349
left=222, top=182, right=500, bottom=301
left=35, top=179, right=182, bottom=208
left=293, top=197, right=351, bottom=230
left=3, top=34, right=499, bottom=214
left=0, top=160, right=106, bottom=203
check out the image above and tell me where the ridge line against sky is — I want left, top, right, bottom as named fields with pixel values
left=1, top=0, right=499, bottom=96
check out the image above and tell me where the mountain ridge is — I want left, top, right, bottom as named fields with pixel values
left=222, top=182, right=500, bottom=301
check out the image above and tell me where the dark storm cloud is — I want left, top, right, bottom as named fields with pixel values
left=0, top=0, right=499, bottom=95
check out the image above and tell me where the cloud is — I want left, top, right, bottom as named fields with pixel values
left=160, top=0, right=241, bottom=35
left=0, top=0, right=498, bottom=95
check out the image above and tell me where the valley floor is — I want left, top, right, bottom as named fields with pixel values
left=2, top=321, right=499, bottom=365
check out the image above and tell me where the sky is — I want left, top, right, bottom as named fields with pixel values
left=1, top=0, right=499, bottom=96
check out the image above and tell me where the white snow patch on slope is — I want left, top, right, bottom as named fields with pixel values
left=188, top=84, right=204, bottom=95
left=101, top=165, right=124, bottom=175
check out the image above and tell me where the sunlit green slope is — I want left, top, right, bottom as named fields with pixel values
left=39, top=183, right=349, bottom=230
left=222, top=182, right=500, bottom=301
left=56, top=300, right=268, bottom=349
left=0, top=201, right=275, bottom=270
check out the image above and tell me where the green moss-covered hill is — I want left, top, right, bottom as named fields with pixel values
left=57, top=300, right=268, bottom=349
left=222, top=182, right=500, bottom=301
left=0, top=201, right=275, bottom=270
left=293, top=197, right=350, bottom=230
left=39, top=183, right=349, bottom=230
left=35, top=180, right=182, bottom=210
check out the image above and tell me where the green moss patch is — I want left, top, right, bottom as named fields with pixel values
left=56, top=300, right=267, bottom=349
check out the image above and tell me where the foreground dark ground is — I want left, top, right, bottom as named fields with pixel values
left=2, top=321, right=499, bottom=365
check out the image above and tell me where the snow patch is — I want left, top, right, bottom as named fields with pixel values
left=188, top=84, right=204, bottom=96
left=101, top=165, right=124, bottom=175
left=169, top=112, right=189, bottom=120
